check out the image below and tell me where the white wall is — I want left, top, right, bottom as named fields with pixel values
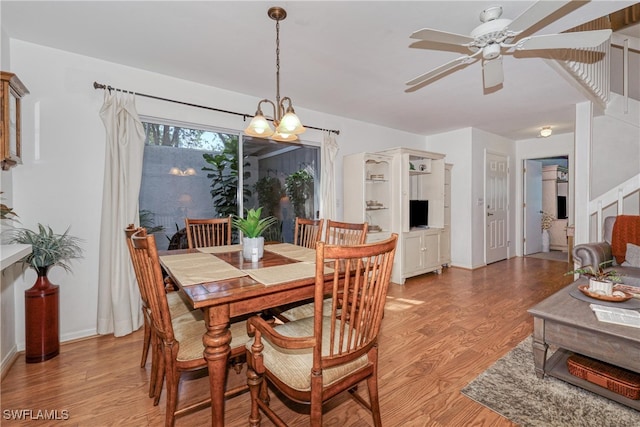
left=0, top=23, right=18, bottom=373
left=426, top=128, right=473, bottom=268
left=592, top=94, right=640, bottom=199
left=4, top=39, right=426, bottom=350
left=426, top=127, right=516, bottom=269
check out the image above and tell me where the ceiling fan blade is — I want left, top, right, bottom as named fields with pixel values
left=410, top=28, right=475, bottom=46
left=483, top=56, right=504, bottom=89
left=516, top=29, right=612, bottom=50
left=405, top=54, right=476, bottom=87
left=508, top=0, right=572, bottom=34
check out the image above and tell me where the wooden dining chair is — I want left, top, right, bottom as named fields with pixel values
left=245, top=234, right=398, bottom=426
left=130, top=228, right=249, bottom=427
left=324, top=219, right=368, bottom=245
left=185, top=216, right=232, bottom=249
left=124, top=225, right=192, bottom=399
left=293, top=217, right=324, bottom=249
left=278, top=220, right=369, bottom=322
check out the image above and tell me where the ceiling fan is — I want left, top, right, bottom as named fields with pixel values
left=405, top=1, right=612, bottom=92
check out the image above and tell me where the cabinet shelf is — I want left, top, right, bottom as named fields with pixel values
left=344, top=153, right=392, bottom=241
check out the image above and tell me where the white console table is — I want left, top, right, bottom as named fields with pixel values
left=1, top=244, right=31, bottom=270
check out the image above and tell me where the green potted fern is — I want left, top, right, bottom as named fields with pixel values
left=7, top=224, right=83, bottom=275
left=232, top=207, right=277, bottom=261
left=4, top=223, right=83, bottom=362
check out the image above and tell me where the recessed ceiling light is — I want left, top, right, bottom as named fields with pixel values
left=539, top=126, right=552, bottom=138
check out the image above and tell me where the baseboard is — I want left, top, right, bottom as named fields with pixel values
left=1, top=346, right=19, bottom=381
left=61, top=328, right=98, bottom=344
left=15, top=328, right=98, bottom=352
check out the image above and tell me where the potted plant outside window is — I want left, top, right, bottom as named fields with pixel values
left=5, top=224, right=83, bottom=362
left=232, top=207, right=277, bottom=261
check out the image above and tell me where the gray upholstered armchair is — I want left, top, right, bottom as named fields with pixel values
left=572, top=216, right=640, bottom=287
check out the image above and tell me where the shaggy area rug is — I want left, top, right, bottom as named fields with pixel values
left=461, top=337, right=640, bottom=426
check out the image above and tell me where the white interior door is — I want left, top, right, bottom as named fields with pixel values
left=524, top=160, right=543, bottom=255
left=485, top=152, right=509, bottom=264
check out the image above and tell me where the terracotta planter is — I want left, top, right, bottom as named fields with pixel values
left=25, top=266, right=60, bottom=363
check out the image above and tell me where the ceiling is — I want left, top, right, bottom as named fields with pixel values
left=1, top=1, right=638, bottom=141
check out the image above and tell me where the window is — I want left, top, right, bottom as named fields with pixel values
left=139, top=119, right=320, bottom=250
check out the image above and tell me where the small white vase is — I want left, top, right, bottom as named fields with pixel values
left=589, top=278, right=613, bottom=296
left=541, top=229, right=550, bottom=252
left=242, top=236, right=264, bottom=261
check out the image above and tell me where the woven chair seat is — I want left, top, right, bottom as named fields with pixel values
left=277, top=298, right=334, bottom=322
left=247, top=316, right=368, bottom=391
left=173, top=312, right=249, bottom=362
left=166, top=291, right=191, bottom=318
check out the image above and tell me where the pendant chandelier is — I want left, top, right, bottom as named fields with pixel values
left=244, top=6, right=305, bottom=142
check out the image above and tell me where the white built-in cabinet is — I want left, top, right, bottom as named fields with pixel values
left=542, top=165, right=568, bottom=251
left=344, top=147, right=447, bottom=284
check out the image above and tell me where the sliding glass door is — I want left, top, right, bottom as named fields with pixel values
left=138, top=119, right=320, bottom=249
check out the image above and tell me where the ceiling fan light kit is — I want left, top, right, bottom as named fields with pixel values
left=244, top=6, right=305, bottom=142
left=406, top=0, right=612, bottom=92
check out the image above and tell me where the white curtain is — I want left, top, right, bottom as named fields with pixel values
left=96, top=90, right=145, bottom=336
left=320, top=132, right=339, bottom=220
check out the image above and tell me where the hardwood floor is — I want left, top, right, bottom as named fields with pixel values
left=1, top=256, right=573, bottom=426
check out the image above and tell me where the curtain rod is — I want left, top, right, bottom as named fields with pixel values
left=93, top=81, right=340, bottom=135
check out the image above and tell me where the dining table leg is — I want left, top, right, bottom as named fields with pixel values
left=203, top=305, right=232, bottom=427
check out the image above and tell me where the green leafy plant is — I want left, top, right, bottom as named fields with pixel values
left=254, top=175, right=284, bottom=218
left=565, top=260, right=622, bottom=282
left=0, top=192, right=18, bottom=221
left=139, top=209, right=165, bottom=234
left=202, top=136, right=251, bottom=218
left=5, top=224, right=83, bottom=272
left=285, top=168, right=314, bottom=219
left=232, top=207, right=277, bottom=238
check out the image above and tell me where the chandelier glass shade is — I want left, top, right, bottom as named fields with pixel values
left=244, top=7, right=305, bottom=142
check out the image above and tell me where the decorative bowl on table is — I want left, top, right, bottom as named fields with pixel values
left=577, top=285, right=633, bottom=302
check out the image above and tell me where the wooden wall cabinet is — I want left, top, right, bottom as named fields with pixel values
left=1, top=72, right=29, bottom=171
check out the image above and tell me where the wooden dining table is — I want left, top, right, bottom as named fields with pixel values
left=159, top=243, right=331, bottom=427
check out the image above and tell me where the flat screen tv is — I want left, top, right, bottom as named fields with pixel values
left=409, top=200, right=429, bottom=229
left=557, top=196, right=567, bottom=219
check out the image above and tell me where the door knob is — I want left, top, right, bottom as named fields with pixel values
left=487, top=213, right=494, bottom=216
